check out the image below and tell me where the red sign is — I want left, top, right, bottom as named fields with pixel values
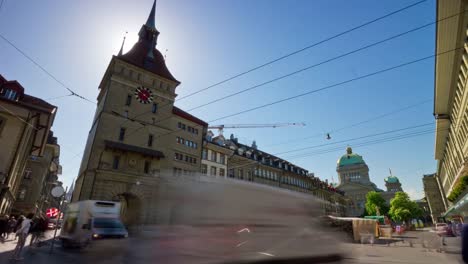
left=46, top=207, right=59, bottom=218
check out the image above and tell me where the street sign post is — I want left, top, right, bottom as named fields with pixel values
left=49, top=186, right=68, bottom=254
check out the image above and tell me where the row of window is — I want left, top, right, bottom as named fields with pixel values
left=119, top=128, right=154, bottom=147
left=173, top=168, right=196, bottom=176
left=176, top=137, right=198, bottom=149
left=202, top=149, right=226, bottom=164
left=255, top=168, right=279, bottom=181
left=238, top=150, right=307, bottom=175
left=343, top=172, right=361, bottom=181
left=121, top=68, right=171, bottom=93
left=177, top=122, right=199, bottom=135
left=112, top=156, right=152, bottom=174
left=174, top=152, right=197, bottom=164
left=201, top=164, right=226, bottom=177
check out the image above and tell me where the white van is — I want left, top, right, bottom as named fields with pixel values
left=60, top=200, right=128, bottom=248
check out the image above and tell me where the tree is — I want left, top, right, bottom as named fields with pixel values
left=388, top=192, right=420, bottom=223
left=365, top=191, right=388, bottom=216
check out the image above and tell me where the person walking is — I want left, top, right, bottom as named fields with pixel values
left=11, top=213, right=33, bottom=261
left=6, top=216, right=17, bottom=240
left=462, top=223, right=468, bottom=263
left=0, top=215, right=8, bottom=243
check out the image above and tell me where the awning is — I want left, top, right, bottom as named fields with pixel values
left=443, top=192, right=468, bottom=217
left=104, top=140, right=164, bottom=158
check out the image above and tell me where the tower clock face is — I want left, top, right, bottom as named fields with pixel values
left=135, top=87, right=154, bottom=104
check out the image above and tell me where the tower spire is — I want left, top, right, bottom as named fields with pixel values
left=145, top=0, right=157, bottom=29
left=118, top=31, right=128, bottom=56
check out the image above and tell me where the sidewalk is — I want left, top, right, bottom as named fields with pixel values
left=0, top=230, right=57, bottom=253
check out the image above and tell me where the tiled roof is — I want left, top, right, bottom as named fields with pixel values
left=172, top=106, right=208, bottom=127
left=117, top=42, right=179, bottom=83
left=0, top=74, right=56, bottom=113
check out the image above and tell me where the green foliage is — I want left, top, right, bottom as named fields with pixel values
left=365, top=191, right=388, bottom=216
left=388, top=192, right=421, bottom=222
left=448, top=175, right=468, bottom=202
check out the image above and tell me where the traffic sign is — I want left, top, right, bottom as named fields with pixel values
left=51, top=186, right=65, bottom=198
left=46, top=207, right=59, bottom=218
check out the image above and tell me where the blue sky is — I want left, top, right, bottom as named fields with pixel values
left=0, top=0, right=437, bottom=199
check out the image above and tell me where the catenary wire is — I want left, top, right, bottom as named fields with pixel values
left=0, top=34, right=95, bottom=104
left=117, top=1, right=434, bottom=128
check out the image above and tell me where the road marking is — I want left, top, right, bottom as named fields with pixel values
left=236, top=241, right=248, bottom=247
left=258, top=252, right=275, bottom=257
left=237, top=228, right=250, bottom=233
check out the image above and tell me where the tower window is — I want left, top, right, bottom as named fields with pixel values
left=144, top=160, right=150, bottom=174
left=124, top=111, right=128, bottom=118
left=126, top=94, right=132, bottom=106
left=152, top=103, right=158, bottom=113
left=119, top=127, right=126, bottom=141
left=148, top=134, right=154, bottom=147
left=112, top=156, right=120, bottom=169
left=23, top=168, right=32, bottom=179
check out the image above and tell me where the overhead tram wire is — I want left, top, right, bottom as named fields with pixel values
left=120, top=9, right=463, bottom=134
left=265, top=98, right=432, bottom=147
left=117, top=0, right=431, bottom=128
left=0, top=34, right=95, bottom=105
left=174, top=0, right=428, bottom=102
left=284, top=128, right=440, bottom=160
left=273, top=122, right=434, bottom=155
left=206, top=46, right=462, bottom=124
left=124, top=46, right=462, bottom=141
left=226, top=126, right=447, bottom=172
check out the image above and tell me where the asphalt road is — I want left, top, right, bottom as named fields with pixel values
left=0, top=227, right=464, bottom=263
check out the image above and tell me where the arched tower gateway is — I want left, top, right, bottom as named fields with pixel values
left=72, top=1, right=207, bottom=225
left=336, top=147, right=380, bottom=216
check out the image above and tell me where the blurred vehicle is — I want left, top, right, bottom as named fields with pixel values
left=59, top=200, right=128, bottom=248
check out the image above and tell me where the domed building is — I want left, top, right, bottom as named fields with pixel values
left=336, top=147, right=380, bottom=216
left=381, top=174, right=403, bottom=204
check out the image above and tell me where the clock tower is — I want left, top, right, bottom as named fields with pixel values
left=73, top=1, right=207, bottom=225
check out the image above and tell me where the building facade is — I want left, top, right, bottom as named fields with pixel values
left=423, top=173, right=447, bottom=223
left=72, top=2, right=207, bottom=225
left=434, top=0, right=468, bottom=213
left=201, top=132, right=234, bottom=177
left=222, top=134, right=347, bottom=216
left=0, top=74, right=56, bottom=215
left=12, top=132, right=61, bottom=215
left=336, top=147, right=381, bottom=216
left=381, top=175, right=403, bottom=204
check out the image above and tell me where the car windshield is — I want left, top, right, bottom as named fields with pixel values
left=93, top=218, right=125, bottom=229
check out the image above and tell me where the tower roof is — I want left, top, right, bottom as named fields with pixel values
left=337, top=147, right=365, bottom=167
left=384, top=175, right=400, bottom=183
left=117, top=0, right=179, bottom=83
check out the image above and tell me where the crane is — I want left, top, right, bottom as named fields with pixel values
left=208, top=123, right=305, bottom=135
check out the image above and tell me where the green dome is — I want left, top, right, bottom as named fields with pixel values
left=385, top=176, right=399, bottom=183
left=337, top=147, right=365, bottom=167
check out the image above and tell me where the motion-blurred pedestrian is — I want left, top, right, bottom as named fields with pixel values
left=11, top=213, right=33, bottom=261
left=0, top=215, right=8, bottom=242
left=461, top=224, right=468, bottom=263
left=7, top=216, right=16, bottom=240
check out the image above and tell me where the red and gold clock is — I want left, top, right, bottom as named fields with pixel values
left=134, top=87, right=154, bottom=104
